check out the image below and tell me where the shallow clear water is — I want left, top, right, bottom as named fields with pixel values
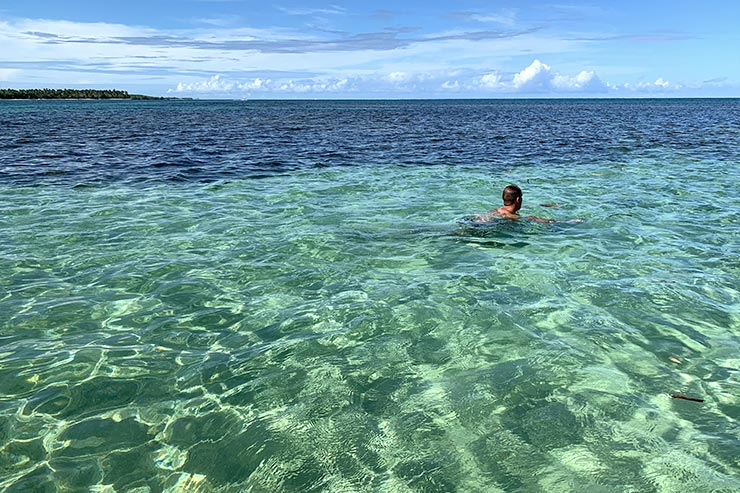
left=1, top=100, right=739, bottom=492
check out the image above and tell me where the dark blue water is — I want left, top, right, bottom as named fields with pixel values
left=2, top=99, right=738, bottom=185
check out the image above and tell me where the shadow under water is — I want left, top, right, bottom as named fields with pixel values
left=450, top=217, right=540, bottom=248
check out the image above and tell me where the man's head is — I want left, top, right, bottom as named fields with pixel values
left=502, top=184, right=522, bottom=211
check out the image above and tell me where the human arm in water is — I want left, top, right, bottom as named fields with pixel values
left=525, top=215, right=556, bottom=223
left=530, top=203, right=583, bottom=222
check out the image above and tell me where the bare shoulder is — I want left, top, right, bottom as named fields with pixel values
left=497, top=211, right=520, bottom=220
left=474, top=210, right=510, bottom=222
left=473, top=212, right=495, bottom=222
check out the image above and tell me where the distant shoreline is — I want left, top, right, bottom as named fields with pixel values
left=0, top=88, right=190, bottom=100
left=0, top=98, right=192, bottom=101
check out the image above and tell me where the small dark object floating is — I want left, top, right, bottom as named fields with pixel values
left=671, top=394, right=704, bottom=403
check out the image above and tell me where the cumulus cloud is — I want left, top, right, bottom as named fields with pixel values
left=167, top=61, right=689, bottom=98
left=509, top=59, right=607, bottom=92
left=278, top=78, right=348, bottom=92
left=384, top=72, right=409, bottom=83
left=552, top=70, right=605, bottom=91
left=243, top=78, right=266, bottom=90
left=377, top=70, right=442, bottom=91
left=653, top=77, right=670, bottom=88
left=608, top=77, right=682, bottom=92
left=174, top=74, right=235, bottom=93
left=479, top=72, right=503, bottom=89
left=172, top=74, right=350, bottom=95
left=512, top=59, right=553, bottom=90
left=1, top=12, right=722, bottom=98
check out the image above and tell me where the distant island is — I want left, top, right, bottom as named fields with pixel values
left=0, top=88, right=189, bottom=100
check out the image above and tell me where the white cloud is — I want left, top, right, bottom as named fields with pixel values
left=273, top=78, right=350, bottom=93
left=385, top=72, right=410, bottom=83
left=552, top=70, right=605, bottom=91
left=175, top=74, right=234, bottom=93
left=510, top=59, right=607, bottom=92
left=243, top=77, right=266, bottom=90
left=170, top=61, right=614, bottom=97
left=172, top=74, right=351, bottom=95
left=609, top=77, right=682, bottom=92
left=326, top=78, right=349, bottom=91
left=0, top=15, right=585, bottom=83
left=479, top=72, right=503, bottom=89
left=653, top=77, right=670, bottom=88
left=0, top=14, right=712, bottom=98
left=512, top=59, right=554, bottom=90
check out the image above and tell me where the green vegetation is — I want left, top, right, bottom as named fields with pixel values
left=0, top=88, right=176, bottom=100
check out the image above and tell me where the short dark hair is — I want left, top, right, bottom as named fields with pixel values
left=502, top=184, right=522, bottom=206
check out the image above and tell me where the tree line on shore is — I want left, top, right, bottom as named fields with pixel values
left=0, top=88, right=167, bottom=100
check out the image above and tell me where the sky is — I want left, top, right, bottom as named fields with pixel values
left=0, top=1, right=738, bottom=98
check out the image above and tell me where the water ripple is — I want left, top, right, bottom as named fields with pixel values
left=0, top=100, right=739, bottom=491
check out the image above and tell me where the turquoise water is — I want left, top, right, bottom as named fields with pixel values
left=1, top=100, right=739, bottom=492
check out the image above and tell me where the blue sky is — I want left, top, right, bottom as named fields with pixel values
left=1, top=1, right=738, bottom=98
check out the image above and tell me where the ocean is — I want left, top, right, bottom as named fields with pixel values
left=1, top=99, right=739, bottom=492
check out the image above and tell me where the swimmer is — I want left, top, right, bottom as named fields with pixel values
left=474, top=184, right=581, bottom=223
